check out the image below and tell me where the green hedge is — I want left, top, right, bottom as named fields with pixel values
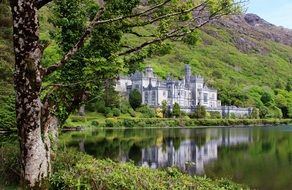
left=98, top=118, right=292, bottom=128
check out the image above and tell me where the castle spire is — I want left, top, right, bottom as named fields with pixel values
left=185, top=64, right=191, bottom=87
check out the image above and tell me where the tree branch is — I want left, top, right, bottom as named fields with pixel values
left=93, top=0, right=171, bottom=25
left=118, top=8, right=228, bottom=57
left=43, top=1, right=172, bottom=76
left=35, top=0, right=53, bottom=9
left=44, top=8, right=105, bottom=76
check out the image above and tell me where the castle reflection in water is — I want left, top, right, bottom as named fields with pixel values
left=139, top=129, right=253, bottom=175
left=73, top=128, right=254, bottom=175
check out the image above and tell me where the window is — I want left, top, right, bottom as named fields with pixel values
left=168, top=90, right=171, bottom=98
left=163, top=91, right=166, bottom=96
left=135, top=84, right=139, bottom=89
left=204, top=93, right=208, bottom=103
left=152, top=91, right=156, bottom=102
left=145, top=92, right=148, bottom=103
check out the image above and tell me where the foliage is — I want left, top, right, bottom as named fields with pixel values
left=191, top=105, right=207, bottom=119
left=129, top=89, right=142, bottom=110
left=112, top=108, right=121, bottom=117
left=172, top=103, right=181, bottom=118
left=136, top=105, right=156, bottom=118
left=0, top=0, right=15, bottom=130
left=155, top=108, right=163, bottom=118
left=209, top=111, right=222, bottom=119
left=51, top=149, right=247, bottom=190
left=286, top=78, right=292, bottom=92
left=0, top=143, right=19, bottom=187
left=250, top=108, right=260, bottom=119
left=161, top=100, right=168, bottom=118
left=128, top=108, right=137, bottom=117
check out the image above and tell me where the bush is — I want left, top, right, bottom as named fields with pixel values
left=136, top=105, right=155, bottom=118
left=96, top=100, right=106, bottom=113
left=120, top=100, right=130, bottom=114
left=104, top=107, right=112, bottom=115
left=106, top=112, right=114, bottom=118
left=128, top=108, right=136, bottom=117
left=129, top=89, right=142, bottom=110
left=191, top=105, right=207, bottom=119
left=155, top=108, right=163, bottom=118
left=172, top=103, right=181, bottom=118
left=209, top=111, right=222, bottom=119
left=91, top=120, right=99, bottom=127
left=112, top=108, right=121, bottom=117
left=105, top=118, right=117, bottom=128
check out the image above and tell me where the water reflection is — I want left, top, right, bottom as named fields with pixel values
left=61, top=126, right=292, bottom=190
left=64, top=128, right=253, bottom=174
left=140, top=128, right=252, bottom=175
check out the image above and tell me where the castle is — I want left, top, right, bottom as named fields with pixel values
left=116, top=65, right=252, bottom=117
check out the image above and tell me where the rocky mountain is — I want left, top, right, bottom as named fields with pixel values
left=213, top=13, right=292, bottom=54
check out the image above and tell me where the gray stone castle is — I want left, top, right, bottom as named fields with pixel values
left=116, top=65, right=252, bottom=117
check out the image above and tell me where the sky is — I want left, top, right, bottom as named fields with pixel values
left=247, top=0, right=292, bottom=29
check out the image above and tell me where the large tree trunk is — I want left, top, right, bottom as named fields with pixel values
left=9, top=0, right=55, bottom=187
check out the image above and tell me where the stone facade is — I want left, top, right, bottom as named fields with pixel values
left=116, top=65, right=252, bottom=117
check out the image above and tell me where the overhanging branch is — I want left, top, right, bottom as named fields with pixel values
left=44, top=8, right=105, bottom=76
left=35, top=0, right=53, bottom=9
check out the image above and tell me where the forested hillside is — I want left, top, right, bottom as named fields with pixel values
left=0, top=1, right=292, bottom=130
left=0, top=1, right=15, bottom=129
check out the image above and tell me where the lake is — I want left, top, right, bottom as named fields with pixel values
left=61, top=126, right=292, bottom=190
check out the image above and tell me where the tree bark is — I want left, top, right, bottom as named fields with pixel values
left=9, top=0, right=54, bottom=188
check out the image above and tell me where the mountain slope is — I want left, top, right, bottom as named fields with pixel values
left=0, top=0, right=292, bottom=127
left=144, top=14, right=292, bottom=111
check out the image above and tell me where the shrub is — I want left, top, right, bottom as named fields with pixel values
left=155, top=108, right=163, bottom=118
left=105, top=118, right=116, bottom=128
left=120, top=100, right=130, bottom=114
left=250, top=108, right=260, bottom=119
left=96, top=100, right=106, bottom=113
left=209, top=111, right=222, bottom=119
left=172, top=103, right=181, bottom=118
left=106, top=112, right=114, bottom=118
left=91, top=120, right=99, bottom=127
left=129, top=89, right=142, bottom=109
left=104, top=107, right=112, bottom=115
left=136, top=105, right=155, bottom=118
left=191, top=105, right=207, bottom=119
left=112, top=108, right=121, bottom=117
left=128, top=108, right=136, bottom=117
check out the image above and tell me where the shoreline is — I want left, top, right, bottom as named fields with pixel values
left=2, top=118, right=291, bottom=133
left=64, top=118, right=292, bottom=129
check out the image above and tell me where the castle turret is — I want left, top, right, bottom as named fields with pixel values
left=185, top=64, right=191, bottom=87
left=145, top=66, right=154, bottom=78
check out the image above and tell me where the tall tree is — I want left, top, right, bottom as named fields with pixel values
left=8, top=0, right=242, bottom=187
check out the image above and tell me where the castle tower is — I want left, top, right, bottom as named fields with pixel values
left=145, top=66, right=154, bottom=78
left=185, top=64, right=191, bottom=87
